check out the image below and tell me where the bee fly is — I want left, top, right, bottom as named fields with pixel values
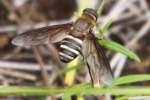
left=12, top=8, right=113, bottom=87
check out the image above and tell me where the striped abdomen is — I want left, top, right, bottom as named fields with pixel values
left=59, top=35, right=83, bottom=63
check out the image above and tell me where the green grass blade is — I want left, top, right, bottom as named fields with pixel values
left=64, top=57, right=80, bottom=86
left=97, top=38, right=141, bottom=62
left=77, top=95, right=84, bottom=100
left=59, top=60, right=85, bottom=74
left=63, top=94, right=71, bottom=100
left=99, top=19, right=113, bottom=34
left=71, top=83, right=92, bottom=89
left=97, top=0, right=104, bottom=16
left=116, top=96, right=129, bottom=100
left=113, top=74, right=150, bottom=85
left=1, top=86, right=150, bottom=96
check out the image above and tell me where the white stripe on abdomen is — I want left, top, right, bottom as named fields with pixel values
left=59, top=35, right=83, bottom=63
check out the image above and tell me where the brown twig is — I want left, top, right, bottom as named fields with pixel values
left=0, top=69, right=37, bottom=81
left=0, top=60, right=52, bottom=71
left=32, top=46, right=49, bottom=86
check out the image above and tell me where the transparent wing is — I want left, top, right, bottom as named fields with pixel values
left=12, top=23, right=72, bottom=47
left=82, top=32, right=113, bottom=87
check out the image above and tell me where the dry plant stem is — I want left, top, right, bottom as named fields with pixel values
left=126, top=21, right=150, bottom=48
left=47, top=45, right=61, bottom=87
left=141, top=0, right=149, bottom=11
left=111, top=21, right=150, bottom=78
left=113, top=54, right=127, bottom=77
left=3, top=53, right=35, bottom=60
left=0, top=60, right=51, bottom=71
left=2, top=47, right=22, bottom=60
left=42, top=43, right=58, bottom=100
left=32, top=46, right=56, bottom=100
left=0, top=68, right=37, bottom=81
left=106, top=0, right=149, bottom=76
left=0, top=25, right=16, bottom=33
left=99, top=0, right=130, bottom=25
left=112, top=21, right=149, bottom=74
left=47, top=44, right=60, bottom=60
left=32, top=46, right=49, bottom=86
left=132, top=59, right=150, bottom=68
left=126, top=0, right=143, bottom=17
left=0, top=76, right=23, bottom=86
left=129, top=96, right=150, bottom=100
left=1, top=0, right=23, bottom=24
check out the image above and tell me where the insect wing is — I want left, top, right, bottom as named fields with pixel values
left=82, top=33, right=113, bottom=87
left=12, top=23, right=72, bottom=47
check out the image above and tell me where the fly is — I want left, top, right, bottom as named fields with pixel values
left=12, top=8, right=113, bottom=87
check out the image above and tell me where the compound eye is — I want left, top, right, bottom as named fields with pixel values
left=83, top=8, right=97, bottom=21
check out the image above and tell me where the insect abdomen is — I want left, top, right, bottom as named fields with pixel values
left=59, top=35, right=83, bottom=63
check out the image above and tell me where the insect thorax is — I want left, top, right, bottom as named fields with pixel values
left=59, top=35, right=83, bottom=63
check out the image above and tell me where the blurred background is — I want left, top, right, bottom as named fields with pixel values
left=0, top=0, right=149, bottom=99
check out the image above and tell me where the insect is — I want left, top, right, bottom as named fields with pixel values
left=12, top=8, right=113, bottom=87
